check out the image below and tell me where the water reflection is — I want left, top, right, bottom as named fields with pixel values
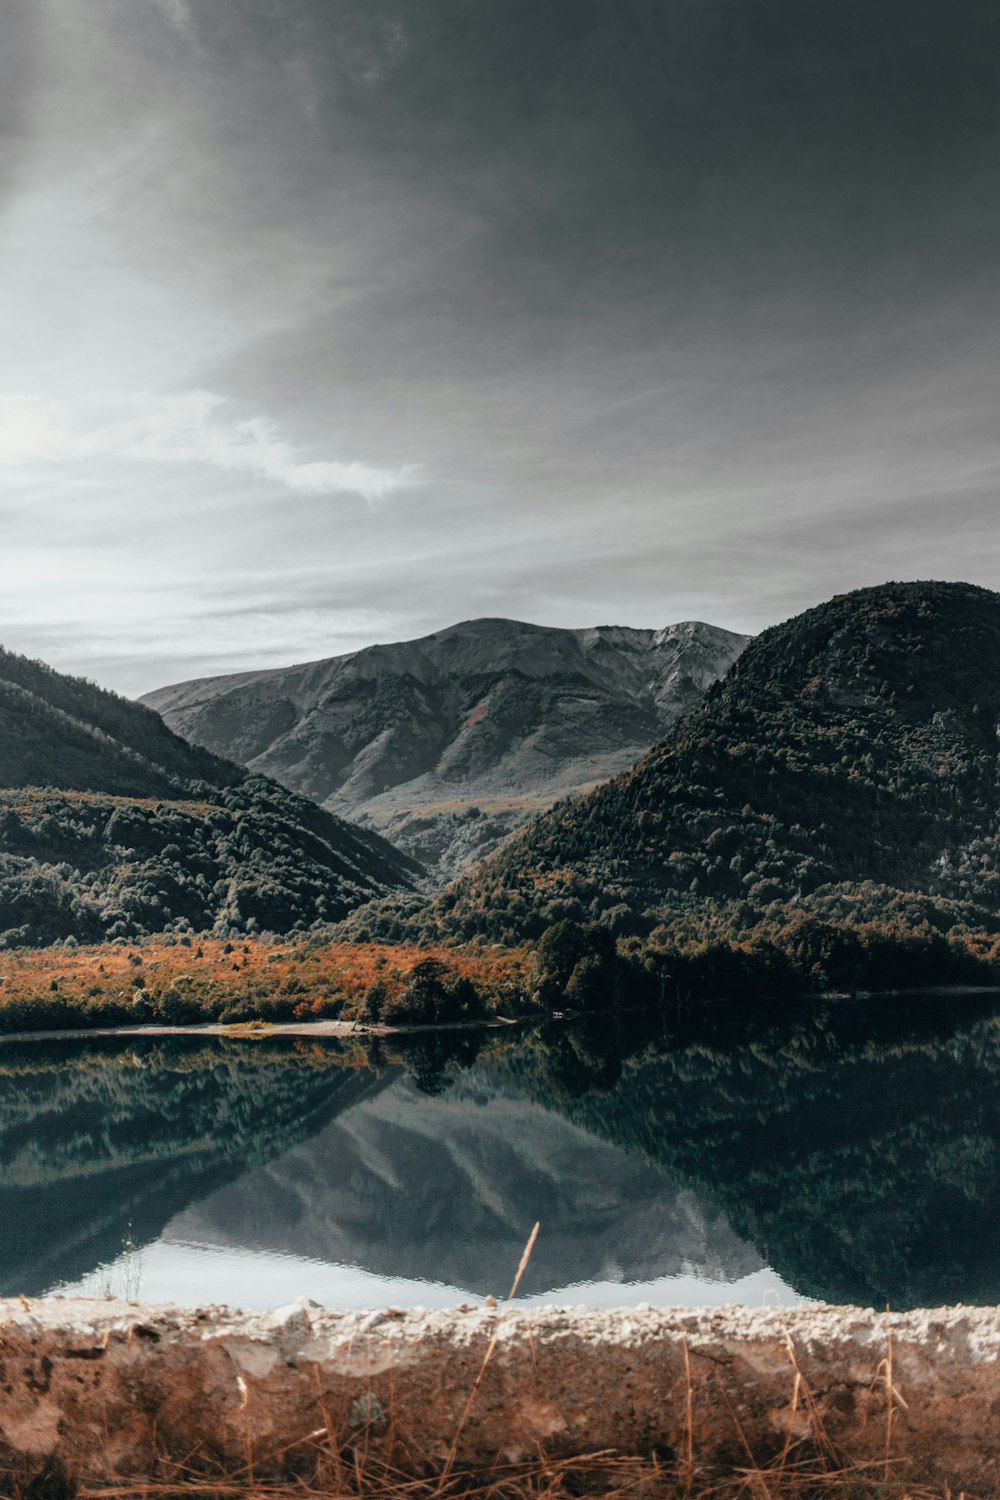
left=510, top=998, right=1000, bottom=1308
left=161, top=1069, right=765, bottom=1296
left=3, top=993, right=1000, bottom=1309
left=54, top=1241, right=797, bottom=1312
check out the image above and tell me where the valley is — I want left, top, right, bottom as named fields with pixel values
left=8, top=582, right=1000, bottom=1030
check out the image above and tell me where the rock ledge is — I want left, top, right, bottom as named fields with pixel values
left=1, top=1300, right=997, bottom=1492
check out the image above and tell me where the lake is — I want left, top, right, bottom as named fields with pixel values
left=3, top=995, right=1000, bottom=1311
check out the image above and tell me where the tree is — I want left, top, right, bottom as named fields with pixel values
left=362, top=976, right=391, bottom=1025
left=531, top=920, right=618, bottom=1008
left=382, top=958, right=485, bottom=1025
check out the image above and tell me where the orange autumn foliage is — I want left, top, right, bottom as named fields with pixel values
left=0, top=935, right=530, bottom=1034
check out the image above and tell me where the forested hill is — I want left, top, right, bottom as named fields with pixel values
left=0, top=645, right=240, bottom=796
left=141, top=617, right=747, bottom=879
left=0, top=648, right=420, bottom=946
left=387, top=581, right=1000, bottom=944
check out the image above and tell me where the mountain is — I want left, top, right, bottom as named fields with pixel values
left=140, top=617, right=748, bottom=878
left=399, top=581, right=1000, bottom=944
left=0, top=647, right=418, bottom=946
left=0, top=645, right=235, bottom=797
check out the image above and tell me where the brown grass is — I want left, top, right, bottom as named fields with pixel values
left=2, top=1292, right=966, bottom=1500
left=58, top=1443, right=957, bottom=1500
left=50, top=1371, right=958, bottom=1500
left=0, top=934, right=529, bottom=1032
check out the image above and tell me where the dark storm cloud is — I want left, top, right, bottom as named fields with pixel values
left=4, top=0, right=1000, bottom=690
left=250, top=0, right=1000, bottom=277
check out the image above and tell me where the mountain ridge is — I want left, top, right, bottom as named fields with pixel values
left=141, top=616, right=749, bottom=877
left=0, top=644, right=242, bottom=798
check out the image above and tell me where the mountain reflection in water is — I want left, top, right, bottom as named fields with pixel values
left=2, top=993, right=1000, bottom=1310
left=156, top=1070, right=766, bottom=1301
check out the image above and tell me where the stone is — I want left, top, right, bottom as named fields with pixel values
left=0, top=1300, right=998, bottom=1493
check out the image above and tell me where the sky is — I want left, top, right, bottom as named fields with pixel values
left=3, top=0, right=1000, bottom=694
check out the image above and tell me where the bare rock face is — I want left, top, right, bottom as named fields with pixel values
left=1, top=1300, right=999, bottom=1494
left=141, top=618, right=748, bottom=879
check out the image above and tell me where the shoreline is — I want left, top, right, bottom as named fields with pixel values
left=0, top=1012, right=533, bottom=1046
left=4, top=982, right=1000, bottom=1046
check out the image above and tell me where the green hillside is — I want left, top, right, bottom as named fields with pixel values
left=386, top=581, right=1000, bottom=950
left=0, top=646, right=237, bottom=796
left=0, top=649, right=420, bottom=945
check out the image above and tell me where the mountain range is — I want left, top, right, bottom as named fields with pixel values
left=141, top=618, right=748, bottom=877
left=0, top=648, right=417, bottom=946
left=7, top=580, right=1000, bottom=958
left=377, top=581, right=1000, bottom=947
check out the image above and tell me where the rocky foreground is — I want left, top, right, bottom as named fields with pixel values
left=1, top=1298, right=997, bottom=1495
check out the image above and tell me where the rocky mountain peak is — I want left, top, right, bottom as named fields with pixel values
left=142, top=616, right=748, bottom=878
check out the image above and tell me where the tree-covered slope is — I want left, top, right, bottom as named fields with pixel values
left=0, top=649, right=420, bottom=945
left=399, top=581, right=1000, bottom=943
left=0, top=646, right=239, bottom=796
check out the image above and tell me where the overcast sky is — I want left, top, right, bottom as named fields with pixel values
left=3, top=0, right=1000, bottom=694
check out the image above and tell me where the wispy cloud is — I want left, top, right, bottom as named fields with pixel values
left=0, top=392, right=418, bottom=504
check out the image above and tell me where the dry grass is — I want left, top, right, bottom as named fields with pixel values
left=50, top=1318, right=965, bottom=1500
left=0, top=934, right=529, bottom=1033
left=0, top=1368, right=965, bottom=1500
left=55, top=1445, right=956, bottom=1500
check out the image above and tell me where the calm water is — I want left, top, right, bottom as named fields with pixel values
left=3, top=996, right=1000, bottom=1310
